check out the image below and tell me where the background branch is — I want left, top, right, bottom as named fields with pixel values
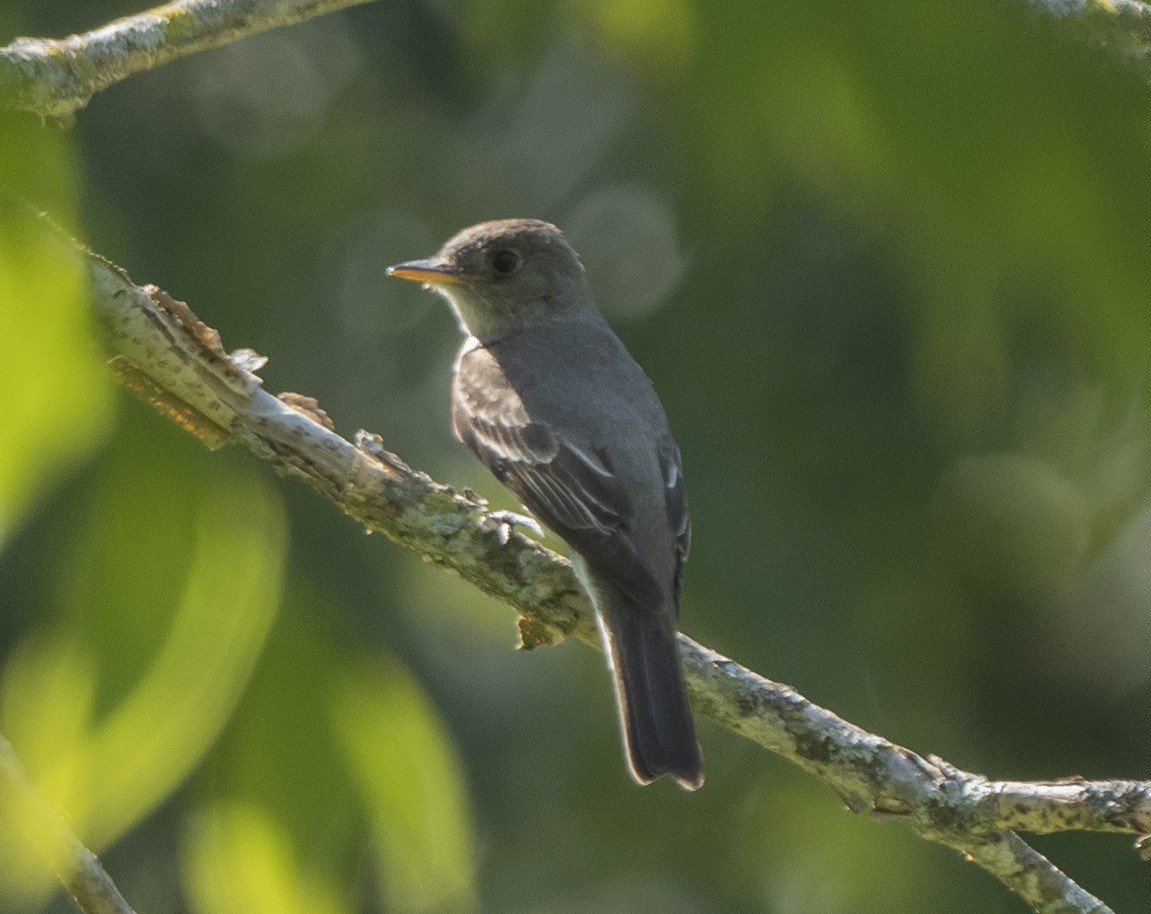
left=1032, top=0, right=1151, bottom=80
left=71, top=224, right=1147, bottom=914
left=4, top=0, right=1151, bottom=123
left=3, top=0, right=1151, bottom=123
left=0, top=736, right=136, bottom=914
left=0, top=0, right=378, bottom=119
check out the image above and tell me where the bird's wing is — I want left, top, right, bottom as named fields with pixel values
left=452, top=371, right=623, bottom=536
left=452, top=348, right=664, bottom=605
left=658, top=435, right=691, bottom=608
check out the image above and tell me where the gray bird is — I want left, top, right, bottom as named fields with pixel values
left=387, top=218, right=703, bottom=790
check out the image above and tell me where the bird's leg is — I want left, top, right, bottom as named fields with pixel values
left=483, top=509, right=544, bottom=545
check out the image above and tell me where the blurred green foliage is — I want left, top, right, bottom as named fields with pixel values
left=4, top=0, right=1151, bottom=911
left=0, top=114, right=113, bottom=547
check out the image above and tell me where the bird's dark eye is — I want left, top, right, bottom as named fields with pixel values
left=491, top=249, right=522, bottom=275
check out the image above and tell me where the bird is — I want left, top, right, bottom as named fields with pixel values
left=387, top=218, right=703, bottom=790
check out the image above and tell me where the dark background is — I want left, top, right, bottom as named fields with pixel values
left=3, top=1, right=1151, bottom=911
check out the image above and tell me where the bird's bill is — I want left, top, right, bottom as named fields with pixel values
left=386, top=258, right=466, bottom=285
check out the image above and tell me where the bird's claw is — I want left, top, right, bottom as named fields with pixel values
left=484, top=510, right=543, bottom=545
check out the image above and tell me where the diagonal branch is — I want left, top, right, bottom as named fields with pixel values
left=0, top=0, right=379, bottom=119
left=59, top=218, right=1147, bottom=914
left=0, top=735, right=136, bottom=914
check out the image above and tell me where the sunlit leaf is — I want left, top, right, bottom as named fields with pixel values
left=0, top=741, right=69, bottom=907
left=576, top=0, right=697, bottom=77
left=333, top=659, right=477, bottom=914
left=732, top=778, right=939, bottom=913
left=179, top=593, right=476, bottom=914
left=0, top=115, right=114, bottom=547
left=0, top=637, right=96, bottom=903
left=0, top=459, right=286, bottom=865
left=183, top=802, right=348, bottom=914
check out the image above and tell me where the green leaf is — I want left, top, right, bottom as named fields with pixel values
left=0, top=115, right=114, bottom=546
left=183, top=802, right=348, bottom=914
left=333, top=659, right=478, bottom=914
left=0, top=456, right=286, bottom=861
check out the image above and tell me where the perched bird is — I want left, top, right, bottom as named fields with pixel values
left=387, top=219, right=703, bottom=789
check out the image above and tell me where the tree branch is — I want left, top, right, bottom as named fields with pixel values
left=3, top=0, right=1151, bottom=125
left=1033, top=0, right=1151, bottom=81
left=61, top=220, right=1145, bottom=914
left=0, top=735, right=136, bottom=914
left=0, top=0, right=378, bottom=119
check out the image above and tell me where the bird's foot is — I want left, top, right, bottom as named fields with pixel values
left=484, top=510, right=543, bottom=545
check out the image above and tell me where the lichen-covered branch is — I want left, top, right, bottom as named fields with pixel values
left=86, top=247, right=592, bottom=652
left=687, top=646, right=1132, bottom=913
left=0, top=736, right=136, bottom=914
left=957, top=832, right=1113, bottom=914
left=0, top=0, right=378, bottom=119
left=64, top=221, right=1148, bottom=914
left=4, top=0, right=1151, bottom=125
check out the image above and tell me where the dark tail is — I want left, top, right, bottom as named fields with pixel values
left=599, top=596, right=704, bottom=790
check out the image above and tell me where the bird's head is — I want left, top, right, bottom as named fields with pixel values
left=387, top=218, right=595, bottom=342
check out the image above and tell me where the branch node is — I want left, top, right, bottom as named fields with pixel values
left=355, top=429, right=415, bottom=475
left=278, top=392, right=334, bottom=431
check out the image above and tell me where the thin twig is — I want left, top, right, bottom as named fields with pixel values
left=60, top=219, right=1143, bottom=914
left=0, top=0, right=379, bottom=119
left=955, top=832, right=1113, bottom=914
left=0, top=736, right=137, bottom=914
